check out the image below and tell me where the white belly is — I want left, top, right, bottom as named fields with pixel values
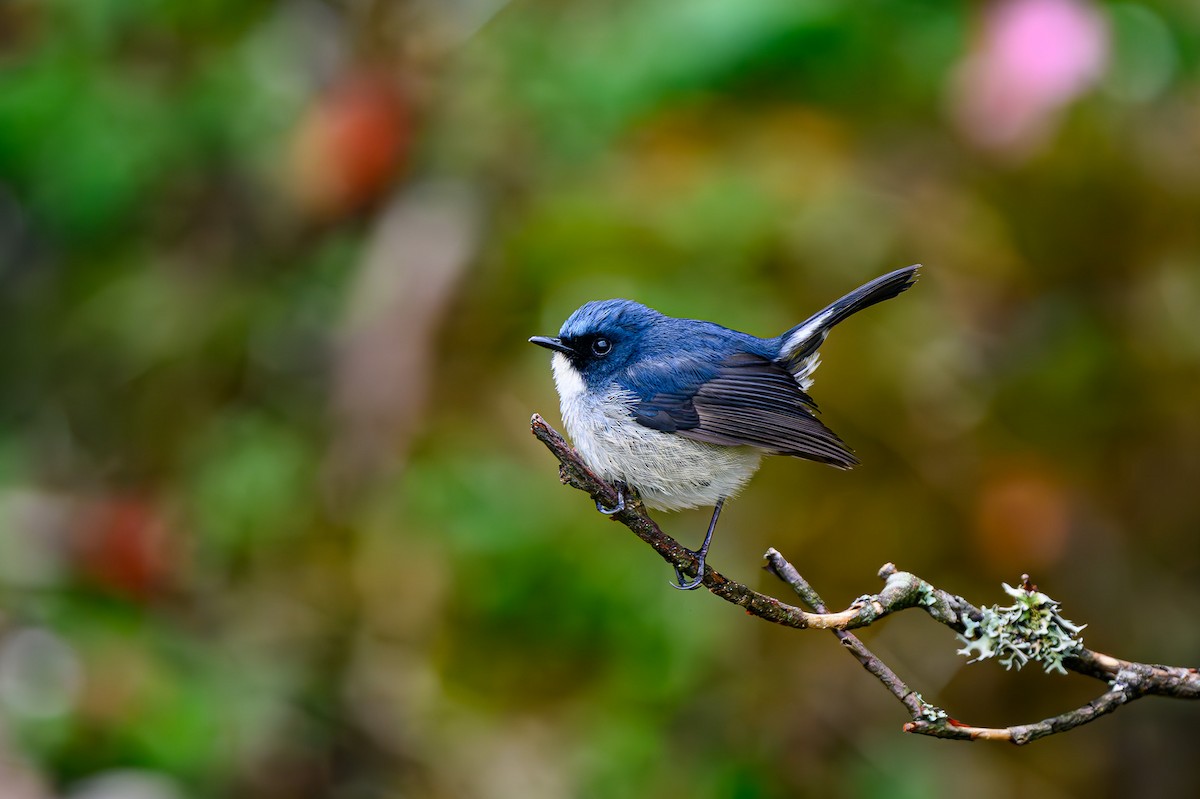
left=552, top=353, right=762, bottom=511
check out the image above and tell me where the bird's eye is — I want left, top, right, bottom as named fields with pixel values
left=591, top=337, right=612, bottom=356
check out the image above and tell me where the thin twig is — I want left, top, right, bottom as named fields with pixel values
left=531, top=414, right=1200, bottom=744
left=764, top=550, right=926, bottom=721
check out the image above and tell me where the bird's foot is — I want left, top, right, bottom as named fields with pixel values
left=669, top=497, right=724, bottom=591
left=595, top=484, right=626, bottom=515
left=671, top=552, right=707, bottom=591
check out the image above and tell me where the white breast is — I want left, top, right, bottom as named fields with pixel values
left=551, top=353, right=762, bottom=511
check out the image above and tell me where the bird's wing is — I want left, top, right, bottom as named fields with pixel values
left=630, top=352, right=858, bottom=468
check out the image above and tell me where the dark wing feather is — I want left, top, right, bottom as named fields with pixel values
left=631, top=352, right=858, bottom=468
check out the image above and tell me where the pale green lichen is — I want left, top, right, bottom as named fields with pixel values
left=957, top=581, right=1086, bottom=675
left=916, top=582, right=939, bottom=607
left=913, top=692, right=948, bottom=722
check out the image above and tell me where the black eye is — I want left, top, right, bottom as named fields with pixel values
left=591, top=337, right=612, bottom=356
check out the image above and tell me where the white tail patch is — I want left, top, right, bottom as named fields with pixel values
left=782, top=309, right=833, bottom=391
left=781, top=307, right=834, bottom=361
left=793, top=352, right=820, bottom=392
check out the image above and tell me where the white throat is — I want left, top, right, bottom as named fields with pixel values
left=551, top=351, right=586, bottom=405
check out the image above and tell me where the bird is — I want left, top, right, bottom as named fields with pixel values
left=530, top=264, right=919, bottom=589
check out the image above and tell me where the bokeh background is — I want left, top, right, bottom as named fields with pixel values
left=2, top=0, right=1199, bottom=797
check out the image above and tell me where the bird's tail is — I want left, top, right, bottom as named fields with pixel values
left=777, top=264, right=920, bottom=385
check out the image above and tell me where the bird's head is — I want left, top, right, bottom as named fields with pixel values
left=530, top=299, right=662, bottom=389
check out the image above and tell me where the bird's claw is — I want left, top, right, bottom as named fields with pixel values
left=671, top=557, right=706, bottom=591
left=595, top=486, right=626, bottom=515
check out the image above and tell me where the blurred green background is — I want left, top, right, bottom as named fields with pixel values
left=2, top=0, right=1199, bottom=797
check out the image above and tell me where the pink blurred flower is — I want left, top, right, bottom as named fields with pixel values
left=951, top=0, right=1109, bottom=158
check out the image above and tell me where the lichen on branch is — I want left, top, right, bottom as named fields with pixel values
left=958, top=578, right=1087, bottom=675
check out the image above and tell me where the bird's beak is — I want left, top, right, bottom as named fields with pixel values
left=529, top=336, right=574, bottom=354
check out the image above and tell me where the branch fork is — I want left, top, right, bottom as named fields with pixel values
left=531, top=414, right=1199, bottom=744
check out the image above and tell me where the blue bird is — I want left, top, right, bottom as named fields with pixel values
left=531, top=265, right=919, bottom=589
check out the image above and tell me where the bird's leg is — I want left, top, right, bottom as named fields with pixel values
left=672, top=497, right=725, bottom=591
left=595, top=483, right=626, bottom=515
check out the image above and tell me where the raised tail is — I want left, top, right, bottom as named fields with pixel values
left=777, top=264, right=920, bottom=386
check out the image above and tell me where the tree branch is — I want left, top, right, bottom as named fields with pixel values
left=531, top=414, right=1200, bottom=744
